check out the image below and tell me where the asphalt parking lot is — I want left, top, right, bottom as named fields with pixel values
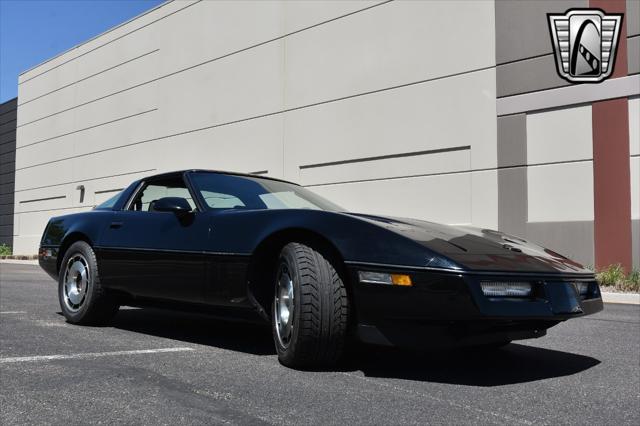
left=1, top=262, right=639, bottom=425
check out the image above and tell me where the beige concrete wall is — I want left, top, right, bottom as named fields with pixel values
left=13, top=0, right=498, bottom=254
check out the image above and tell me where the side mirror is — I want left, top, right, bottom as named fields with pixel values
left=151, top=197, right=193, bottom=215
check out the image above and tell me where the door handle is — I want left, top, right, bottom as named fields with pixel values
left=109, top=222, right=123, bottom=229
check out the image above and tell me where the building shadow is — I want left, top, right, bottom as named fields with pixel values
left=109, top=307, right=600, bottom=386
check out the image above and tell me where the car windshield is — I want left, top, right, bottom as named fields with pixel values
left=94, top=191, right=122, bottom=210
left=189, top=172, right=343, bottom=212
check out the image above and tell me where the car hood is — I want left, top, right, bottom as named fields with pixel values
left=346, top=213, right=592, bottom=275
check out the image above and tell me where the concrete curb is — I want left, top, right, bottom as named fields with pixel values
left=601, top=292, right=640, bottom=305
left=0, top=259, right=39, bottom=266
left=0, top=255, right=38, bottom=260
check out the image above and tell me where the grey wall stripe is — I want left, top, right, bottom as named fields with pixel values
left=19, top=195, right=66, bottom=204
left=94, top=188, right=124, bottom=195
left=628, top=35, right=639, bottom=75
left=628, top=0, right=640, bottom=37
left=497, top=114, right=527, bottom=168
left=300, top=146, right=470, bottom=170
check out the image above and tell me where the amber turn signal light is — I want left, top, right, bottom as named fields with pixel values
left=358, top=271, right=412, bottom=286
left=391, top=274, right=412, bottom=286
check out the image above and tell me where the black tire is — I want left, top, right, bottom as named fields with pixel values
left=272, top=242, right=349, bottom=368
left=58, top=241, right=118, bottom=325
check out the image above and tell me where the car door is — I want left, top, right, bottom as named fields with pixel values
left=97, top=173, right=210, bottom=303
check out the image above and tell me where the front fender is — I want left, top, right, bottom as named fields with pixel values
left=207, top=209, right=456, bottom=268
left=39, top=211, right=114, bottom=279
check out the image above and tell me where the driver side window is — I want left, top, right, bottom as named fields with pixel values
left=129, top=177, right=196, bottom=212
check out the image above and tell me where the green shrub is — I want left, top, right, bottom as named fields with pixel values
left=597, top=264, right=626, bottom=286
left=596, top=264, right=640, bottom=292
left=0, top=244, right=11, bottom=256
left=621, top=269, right=640, bottom=293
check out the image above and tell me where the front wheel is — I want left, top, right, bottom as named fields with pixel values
left=58, top=241, right=118, bottom=325
left=272, top=242, right=349, bottom=368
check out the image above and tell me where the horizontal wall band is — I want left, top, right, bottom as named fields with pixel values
left=497, top=74, right=640, bottom=116
left=305, top=158, right=595, bottom=187
left=19, top=195, right=66, bottom=204
left=15, top=205, right=85, bottom=215
left=19, top=0, right=199, bottom=83
left=94, top=188, right=124, bottom=194
left=15, top=64, right=496, bottom=172
left=300, top=146, right=470, bottom=170
left=17, top=108, right=157, bottom=150
left=19, top=49, right=160, bottom=106
left=15, top=168, right=155, bottom=193
left=16, top=0, right=395, bottom=129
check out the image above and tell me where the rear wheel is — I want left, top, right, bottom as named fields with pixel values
left=272, top=242, right=349, bottom=368
left=58, top=241, right=118, bottom=325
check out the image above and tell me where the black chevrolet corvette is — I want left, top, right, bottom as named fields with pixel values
left=39, top=170, right=602, bottom=368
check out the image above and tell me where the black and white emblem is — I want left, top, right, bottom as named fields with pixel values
left=548, top=9, right=623, bottom=83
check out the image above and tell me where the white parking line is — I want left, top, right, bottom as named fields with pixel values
left=0, top=311, right=27, bottom=314
left=0, top=347, right=194, bottom=364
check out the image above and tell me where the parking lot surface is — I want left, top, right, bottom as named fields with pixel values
left=1, top=262, right=639, bottom=425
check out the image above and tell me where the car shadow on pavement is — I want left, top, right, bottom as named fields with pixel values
left=109, top=307, right=600, bottom=386
left=350, top=344, right=601, bottom=387
left=111, top=307, right=275, bottom=356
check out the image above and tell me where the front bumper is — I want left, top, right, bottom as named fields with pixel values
left=348, top=266, right=603, bottom=348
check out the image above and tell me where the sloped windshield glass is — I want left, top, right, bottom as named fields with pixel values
left=190, top=172, right=343, bottom=211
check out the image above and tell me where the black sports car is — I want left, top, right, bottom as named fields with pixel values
left=39, top=170, right=603, bottom=368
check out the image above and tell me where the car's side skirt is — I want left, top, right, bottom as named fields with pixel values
left=94, top=246, right=253, bottom=307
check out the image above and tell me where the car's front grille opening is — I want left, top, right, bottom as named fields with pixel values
left=480, top=281, right=533, bottom=298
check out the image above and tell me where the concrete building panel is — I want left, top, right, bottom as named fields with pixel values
left=284, top=0, right=496, bottom=109
left=526, top=106, right=593, bottom=164
left=526, top=221, right=595, bottom=266
left=310, top=172, right=472, bottom=225
left=283, top=68, right=496, bottom=182
left=495, top=0, right=587, bottom=65
left=527, top=161, right=594, bottom=222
